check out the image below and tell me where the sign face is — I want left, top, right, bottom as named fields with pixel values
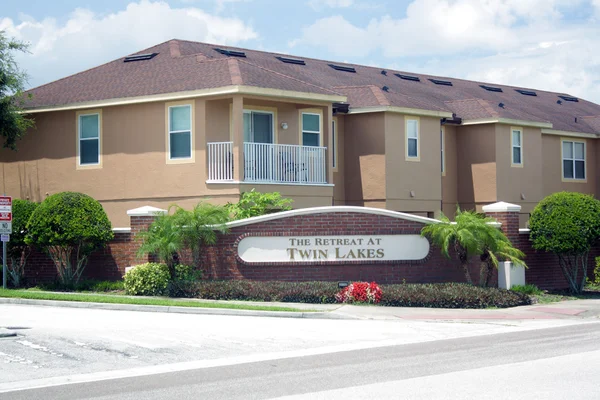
left=238, top=235, right=430, bottom=263
left=0, top=222, right=12, bottom=235
left=0, top=234, right=9, bottom=242
left=0, top=212, right=11, bottom=221
left=0, top=196, right=11, bottom=212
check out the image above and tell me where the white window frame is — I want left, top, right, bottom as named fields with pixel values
left=441, top=126, right=445, bottom=175
left=405, top=117, right=419, bottom=161
left=167, top=103, right=193, bottom=162
left=301, top=111, right=322, bottom=147
left=76, top=111, right=101, bottom=168
left=243, top=109, right=276, bottom=144
left=561, top=139, right=586, bottom=181
left=511, top=127, right=523, bottom=167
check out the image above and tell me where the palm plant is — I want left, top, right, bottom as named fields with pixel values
left=171, top=202, right=230, bottom=268
left=136, top=213, right=183, bottom=279
left=421, top=208, right=525, bottom=285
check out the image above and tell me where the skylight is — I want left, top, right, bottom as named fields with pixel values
left=429, top=79, right=453, bottom=86
left=276, top=56, right=305, bottom=65
left=328, top=64, right=356, bottom=73
left=558, top=95, right=579, bottom=102
left=395, top=73, right=420, bottom=82
left=214, top=48, right=246, bottom=57
left=480, top=85, right=503, bottom=93
left=124, top=53, right=158, bottom=62
left=515, top=89, right=537, bottom=96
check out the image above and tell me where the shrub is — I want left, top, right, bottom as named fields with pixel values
left=510, top=284, right=543, bottom=296
left=227, top=189, right=292, bottom=220
left=529, top=192, right=600, bottom=293
left=25, top=192, right=113, bottom=286
left=165, top=280, right=530, bottom=308
left=336, top=282, right=382, bottom=304
left=38, top=279, right=124, bottom=292
left=4, top=199, right=38, bottom=287
left=124, top=263, right=171, bottom=296
left=590, top=257, right=600, bottom=286
left=380, top=283, right=530, bottom=308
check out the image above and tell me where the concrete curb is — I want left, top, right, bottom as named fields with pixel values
left=0, top=298, right=354, bottom=320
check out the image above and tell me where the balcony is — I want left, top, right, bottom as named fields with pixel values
left=207, top=142, right=327, bottom=185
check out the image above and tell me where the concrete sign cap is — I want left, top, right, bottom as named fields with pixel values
left=126, top=206, right=168, bottom=217
left=482, top=201, right=522, bottom=213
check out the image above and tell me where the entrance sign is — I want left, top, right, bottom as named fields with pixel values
left=0, top=197, right=12, bottom=234
left=238, top=235, right=430, bottom=263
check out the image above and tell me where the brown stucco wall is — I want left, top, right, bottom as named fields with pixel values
left=456, top=124, right=497, bottom=210
left=385, top=113, right=442, bottom=214
left=343, top=112, right=386, bottom=207
left=441, top=124, right=458, bottom=218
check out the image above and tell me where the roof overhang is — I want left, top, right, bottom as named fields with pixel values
left=541, top=128, right=598, bottom=139
left=24, top=85, right=347, bottom=114
left=347, top=106, right=453, bottom=118
left=461, top=118, right=553, bottom=129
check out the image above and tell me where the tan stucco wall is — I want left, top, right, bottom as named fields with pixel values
left=441, top=124, right=458, bottom=218
left=456, top=124, right=497, bottom=209
left=385, top=113, right=442, bottom=214
left=343, top=112, right=386, bottom=206
left=0, top=96, right=335, bottom=226
left=332, top=115, right=345, bottom=205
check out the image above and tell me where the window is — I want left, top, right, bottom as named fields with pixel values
left=511, top=128, right=522, bottom=166
left=562, top=140, right=586, bottom=180
left=168, top=105, right=192, bottom=160
left=78, top=113, right=100, bottom=166
left=332, top=119, right=337, bottom=170
left=406, top=118, right=419, bottom=160
left=440, top=126, right=445, bottom=174
left=302, top=112, right=321, bottom=147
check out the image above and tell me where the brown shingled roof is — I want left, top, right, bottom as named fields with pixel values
left=24, top=38, right=600, bottom=135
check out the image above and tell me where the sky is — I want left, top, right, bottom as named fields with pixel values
left=1, top=0, right=600, bottom=103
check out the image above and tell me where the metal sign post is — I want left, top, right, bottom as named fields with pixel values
left=0, top=196, right=12, bottom=289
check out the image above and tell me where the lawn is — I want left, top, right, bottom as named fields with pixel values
left=0, top=289, right=309, bottom=312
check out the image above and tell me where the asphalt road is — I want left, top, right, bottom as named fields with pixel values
left=2, top=322, right=599, bottom=400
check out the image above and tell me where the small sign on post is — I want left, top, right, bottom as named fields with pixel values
left=1, top=196, right=11, bottom=289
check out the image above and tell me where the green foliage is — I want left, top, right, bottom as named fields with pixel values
left=37, top=279, right=124, bottom=292
left=227, top=189, right=292, bottom=220
left=25, top=192, right=113, bottom=285
left=421, top=208, right=525, bottom=286
left=510, top=284, right=543, bottom=296
left=3, top=199, right=38, bottom=287
left=0, top=31, right=35, bottom=149
left=137, top=202, right=229, bottom=278
left=529, top=192, right=600, bottom=293
left=379, top=283, right=531, bottom=308
left=591, top=257, right=600, bottom=286
left=124, top=263, right=197, bottom=296
left=124, top=263, right=171, bottom=296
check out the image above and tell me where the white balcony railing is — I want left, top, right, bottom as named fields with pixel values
left=206, top=142, right=327, bottom=184
left=207, top=142, right=233, bottom=181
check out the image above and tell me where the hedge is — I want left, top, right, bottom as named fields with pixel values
left=173, top=280, right=531, bottom=308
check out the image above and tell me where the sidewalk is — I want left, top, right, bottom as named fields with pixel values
left=2, top=295, right=600, bottom=322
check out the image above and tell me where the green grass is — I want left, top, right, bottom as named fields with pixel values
left=0, top=289, right=309, bottom=312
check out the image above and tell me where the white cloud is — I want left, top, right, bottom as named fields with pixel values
left=308, top=0, right=354, bottom=11
left=0, top=0, right=258, bottom=88
left=292, top=0, right=600, bottom=102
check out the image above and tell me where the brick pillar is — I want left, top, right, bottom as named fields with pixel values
left=126, top=206, right=167, bottom=267
left=482, top=201, right=521, bottom=244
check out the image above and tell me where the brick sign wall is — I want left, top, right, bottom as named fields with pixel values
left=21, top=203, right=598, bottom=290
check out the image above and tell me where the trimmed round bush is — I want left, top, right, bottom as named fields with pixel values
left=25, top=192, right=113, bottom=285
left=124, top=263, right=171, bottom=296
left=529, top=192, right=600, bottom=293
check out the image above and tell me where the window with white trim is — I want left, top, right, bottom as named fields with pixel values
left=168, top=105, right=192, bottom=159
left=440, top=126, right=445, bottom=174
left=512, top=128, right=522, bottom=165
left=78, top=113, right=100, bottom=165
left=562, top=140, right=585, bottom=180
left=332, top=120, right=337, bottom=169
left=406, top=118, right=419, bottom=159
left=302, top=112, right=321, bottom=147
